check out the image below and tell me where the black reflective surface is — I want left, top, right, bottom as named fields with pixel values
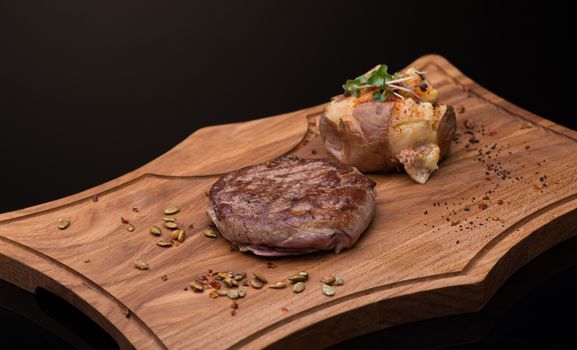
left=1, top=1, right=576, bottom=349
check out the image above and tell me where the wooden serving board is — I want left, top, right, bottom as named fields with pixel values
left=2, top=55, right=577, bottom=349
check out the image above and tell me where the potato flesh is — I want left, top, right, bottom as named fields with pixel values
left=396, top=143, right=440, bottom=184
left=321, top=96, right=448, bottom=183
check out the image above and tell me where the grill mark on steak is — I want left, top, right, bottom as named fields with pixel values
left=207, top=156, right=377, bottom=256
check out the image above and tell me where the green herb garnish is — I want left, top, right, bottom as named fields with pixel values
left=343, top=64, right=418, bottom=102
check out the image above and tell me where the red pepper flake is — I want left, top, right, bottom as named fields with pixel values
left=231, top=310, right=237, bottom=316
left=92, top=195, right=99, bottom=202
left=497, top=199, right=504, bottom=205
left=525, top=145, right=531, bottom=150
left=280, top=307, right=289, bottom=313
left=487, top=130, right=497, bottom=136
left=209, top=281, right=221, bottom=290
left=120, top=217, right=129, bottom=224
left=267, top=262, right=278, bottom=269
left=208, top=269, right=214, bottom=277
left=486, top=164, right=494, bottom=171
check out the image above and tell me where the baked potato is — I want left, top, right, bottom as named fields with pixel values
left=319, top=66, right=456, bottom=184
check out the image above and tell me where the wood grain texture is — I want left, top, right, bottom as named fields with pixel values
left=1, top=55, right=577, bottom=349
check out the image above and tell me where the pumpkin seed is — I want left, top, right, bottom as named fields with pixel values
left=288, top=274, right=307, bottom=283
left=171, top=229, right=185, bottom=242
left=269, top=281, right=287, bottom=289
left=216, top=271, right=228, bottom=280
left=162, top=216, right=176, bottom=222
left=164, top=205, right=180, bottom=215
left=238, top=289, right=246, bottom=298
left=253, top=272, right=268, bottom=283
left=176, top=230, right=186, bottom=243
left=204, top=228, right=218, bottom=238
left=156, top=241, right=173, bottom=248
left=126, top=224, right=135, bottom=232
left=134, top=259, right=149, bottom=270
left=321, top=275, right=336, bottom=285
left=223, top=277, right=237, bottom=288
left=227, top=289, right=239, bottom=299
left=150, top=225, right=162, bottom=236
left=250, top=278, right=263, bottom=289
left=57, top=218, right=70, bottom=230
left=190, top=280, right=204, bottom=292
left=217, top=289, right=228, bottom=296
left=333, top=276, right=345, bottom=286
left=298, top=271, right=309, bottom=278
left=164, top=221, right=178, bottom=229
left=322, top=284, right=335, bottom=296
left=293, top=282, right=305, bottom=293
left=233, top=272, right=246, bottom=281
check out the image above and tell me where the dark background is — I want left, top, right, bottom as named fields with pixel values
left=1, top=1, right=576, bottom=349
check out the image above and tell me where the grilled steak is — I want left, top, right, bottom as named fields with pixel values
left=206, top=156, right=377, bottom=256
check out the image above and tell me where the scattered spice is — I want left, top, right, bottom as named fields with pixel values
left=478, top=203, right=489, bottom=210
left=161, top=275, right=168, bottom=281
left=457, top=105, right=466, bottom=114
left=280, top=307, right=289, bottom=313
left=497, top=199, right=504, bottom=205
left=266, top=262, right=278, bottom=269
left=126, top=224, right=135, bottom=232
left=121, top=217, right=129, bottom=224
left=132, top=207, right=139, bottom=213
left=92, top=195, right=99, bottom=202
left=84, top=259, right=90, bottom=263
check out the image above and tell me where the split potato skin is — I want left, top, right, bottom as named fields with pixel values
left=319, top=95, right=456, bottom=183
